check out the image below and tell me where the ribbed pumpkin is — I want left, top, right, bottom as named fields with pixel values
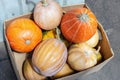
left=32, top=38, right=67, bottom=76
left=61, top=8, right=98, bottom=43
left=23, top=59, right=46, bottom=80
left=6, top=18, right=42, bottom=53
left=68, top=43, right=97, bottom=71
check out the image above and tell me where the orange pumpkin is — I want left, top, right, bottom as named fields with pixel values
left=61, top=8, right=98, bottom=43
left=6, top=18, right=42, bottom=53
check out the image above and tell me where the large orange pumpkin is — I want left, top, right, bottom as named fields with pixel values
left=61, top=8, right=98, bottom=43
left=32, top=38, right=67, bottom=76
left=6, top=18, right=42, bottom=53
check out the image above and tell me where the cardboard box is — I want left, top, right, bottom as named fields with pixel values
left=4, top=4, right=114, bottom=80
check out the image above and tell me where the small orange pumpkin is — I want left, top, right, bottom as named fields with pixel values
left=6, top=18, right=42, bottom=53
left=61, top=8, right=98, bottom=43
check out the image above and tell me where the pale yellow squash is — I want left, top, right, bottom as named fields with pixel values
left=23, top=60, right=46, bottom=80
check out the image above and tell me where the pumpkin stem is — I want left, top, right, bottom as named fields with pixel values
left=55, top=27, right=61, bottom=41
left=42, top=0, right=48, bottom=7
left=79, top=14, right=89, bottom=22
left=96, top=46, right=101, bottom=54
left=25, top=40, right=31, bottom=45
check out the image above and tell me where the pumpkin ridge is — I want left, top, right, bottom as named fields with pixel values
left=81, top=20, right=91, bottom=41
left=45, top=42, right=66, bottom=69
left=41, top=48, right=56, bottom=69
left=90, top=18, right=97, bottom=24
left=88, top=18, right=97, bottom=37
left=43, top=50, right=66, bottom=75
left=85, top=54, right=97, bottom=69
left=50, top=57, right=66, bottom=74
left=81, top=22, right=87, bottom=41
left=33, top=39, right=51, bottom=66
left=88, top=20, right=93, bottom=36
left=44, top=42, right=67, bottom=70
left=71, top=21, right=82, bottom=42
left=61, top=18, right=77, bottom=26
left=44, top=55, right=64, bottom=73
left=65, top=20, right=79, bottom=34
left=69, top=47, right=82, bottom=55
left=48, top=42, right=63, bottom=61
left=41, top=41, right=62, bottom=69
left=69, top=53, right=80, bottom=64
left=40, top=46, right=67, bottom=76
left=37, top=39, right=55, bottom=67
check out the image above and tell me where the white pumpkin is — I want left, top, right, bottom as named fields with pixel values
left=68, top=43, right=97, bottom=71
left=34, top=0, right=63, bottom=30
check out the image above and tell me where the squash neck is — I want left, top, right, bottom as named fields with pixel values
left=95, top=46, right=101, bottom=54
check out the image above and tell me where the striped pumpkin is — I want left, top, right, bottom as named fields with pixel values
left=61, top=8, right=98, bottom=43
left=32, top=38, right=67, bottom=76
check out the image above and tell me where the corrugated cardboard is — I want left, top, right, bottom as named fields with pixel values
left=4, top=4, right=114, bottom=80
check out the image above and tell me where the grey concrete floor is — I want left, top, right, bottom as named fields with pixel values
left=0, top=0, right=120, bottom=80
